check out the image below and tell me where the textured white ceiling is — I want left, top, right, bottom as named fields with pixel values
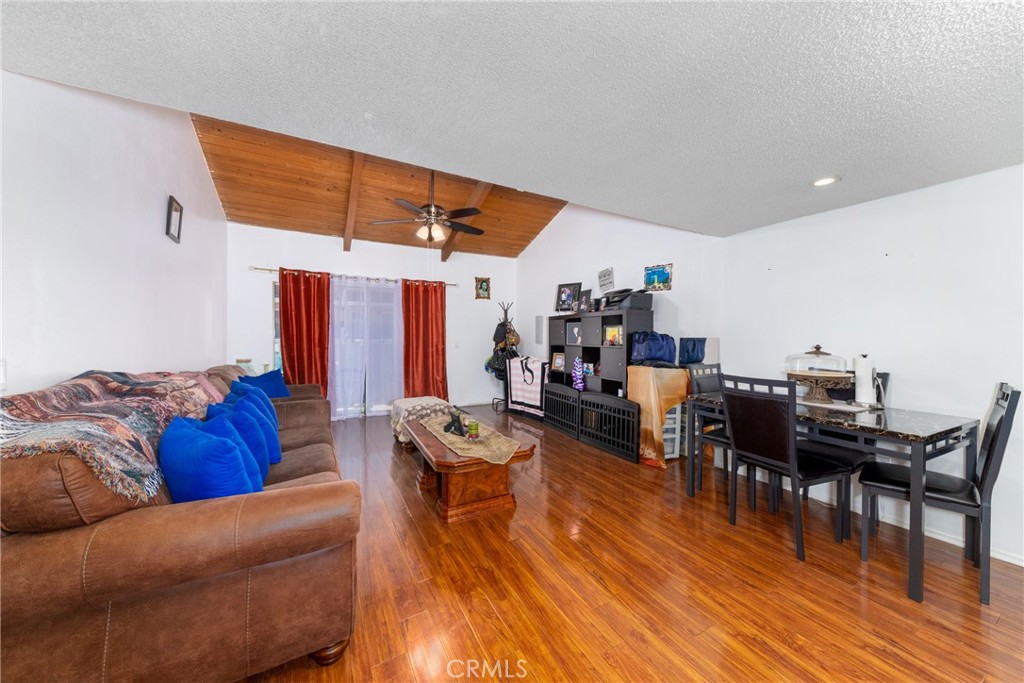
left=3, top=2, right=1021, bottom=237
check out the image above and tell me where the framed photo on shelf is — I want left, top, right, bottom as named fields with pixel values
left=554, top=282, right=582, bottom=312
left=604, top=325, right=624, bottom=346
left=583, top=363, right=595, bottom=376
left=566, top=323, right=583, bottom=345
left=579, top=289, right=592, bottom=312
left=551, top=352, right=566, bottom=371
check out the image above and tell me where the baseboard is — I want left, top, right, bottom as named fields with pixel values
left=885, top=517, right=1024, bottom=567
left=765, top=467, right=1024, bottom=567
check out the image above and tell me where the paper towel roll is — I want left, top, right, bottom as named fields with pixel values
left=854, top=354, right=876, bottom=405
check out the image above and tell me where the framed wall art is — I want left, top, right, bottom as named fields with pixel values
left=643, top=263, right=672, bottom=291
left=165, top=195, right=183, bottom=243
left=475, top=277, right=491, bottom=300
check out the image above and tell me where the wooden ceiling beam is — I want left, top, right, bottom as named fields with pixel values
left=343, top=152, right=364, bottom=251
left=441, top=181, right=493, bottom=262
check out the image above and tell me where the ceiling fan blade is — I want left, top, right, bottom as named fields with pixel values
left=369, top=218, right=422, bottom=225
left=393, top=198, right=425, bottom=214
left=446, top=220, right=485, bottom=236
left=446, top=207, right=482, bottom=220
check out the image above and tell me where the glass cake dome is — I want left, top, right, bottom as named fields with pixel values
left=785, top=345, right=848, bottom=374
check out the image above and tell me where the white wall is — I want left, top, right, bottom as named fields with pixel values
left=225, top=224, right=515, bottom=407
left=721, top=165, right=1024, bottom=563
left=1, top=73, right=227, bottom=394
left=514, top=204, right=725, bottom=357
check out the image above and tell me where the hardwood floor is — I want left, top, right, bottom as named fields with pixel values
left=251, top=407, right=1024, bottom=682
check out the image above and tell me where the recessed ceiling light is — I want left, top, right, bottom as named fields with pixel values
left=812, top=175, right=840, bottom=187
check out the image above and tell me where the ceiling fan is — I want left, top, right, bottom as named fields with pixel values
left=369, top=170, right=485, bottom=243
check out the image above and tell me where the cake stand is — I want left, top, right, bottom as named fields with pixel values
left=786, top=370, right=852, bottom=405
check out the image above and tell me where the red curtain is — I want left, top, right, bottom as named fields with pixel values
left=279, top=268, right=331, bottom=397
left=402, top=279, right=449, bottom=400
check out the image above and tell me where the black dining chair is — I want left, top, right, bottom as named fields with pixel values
left=722, top=375, right=858, bottom=560
left=859, top=382, right=1020, bottom=604
left=800, top=372, right=892, bottom=538
left=687, top=363, right=732, bottom=489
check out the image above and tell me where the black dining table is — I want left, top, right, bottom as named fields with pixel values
left=684, top=392, right=980, bottom=602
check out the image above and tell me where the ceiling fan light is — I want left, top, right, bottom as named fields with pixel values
left=430, top=224, right=446, bottom=241
left=415, top=225, right=430, bottom=240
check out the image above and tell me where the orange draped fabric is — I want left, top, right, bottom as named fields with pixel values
left=279, top=268, right=331, bottom=397
left=401, top=279, right=449, bottom=401
left=627, top=365, right=690, bottom=469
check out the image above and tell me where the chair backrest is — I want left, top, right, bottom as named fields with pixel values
left=688, top=363, right=722, bottom=395
left=826, top=371, right=890, bottom=404
left=721, top=375, right=797, bottom=473
left=975, top=382, right=1021, bottom=499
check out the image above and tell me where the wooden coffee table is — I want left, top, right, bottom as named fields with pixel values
left=405, top=420, right=535, bottom=523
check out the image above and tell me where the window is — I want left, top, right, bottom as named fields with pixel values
left=327, top=277, right=403, bottom=419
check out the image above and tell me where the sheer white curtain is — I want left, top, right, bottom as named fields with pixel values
left=328, top=277, right=404, bottom=420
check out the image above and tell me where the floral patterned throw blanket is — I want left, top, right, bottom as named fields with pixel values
left=0, top=371, right=217, bottom=501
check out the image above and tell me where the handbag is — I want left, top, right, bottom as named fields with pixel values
left=631, top=331, right=676, bottom=364
left=631, top=331, right=650, bottom=362
left=679, top=337, right=707, bottom=365
left=646, top=333, right=676, bottom=363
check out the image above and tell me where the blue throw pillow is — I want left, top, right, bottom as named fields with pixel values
left=227, top=380, right=278, bottom=430
left=158, top=417, right=254, bottom=503
left=239, top=369, right=291, bottom=399
left=206, top=403, right=271, bottom=480
left=236, top=398, right=282, bottom=465
left=196, top=415, right=263, bottom=492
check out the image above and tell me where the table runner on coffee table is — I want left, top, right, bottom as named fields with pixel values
left=420, top=415, right=520, bottom=464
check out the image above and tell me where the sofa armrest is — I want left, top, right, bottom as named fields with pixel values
left=286, top=384, right=323, bottom=398
left=274, top=397, right=331, bottom=430
left=1, top=480, right=360, bottom=623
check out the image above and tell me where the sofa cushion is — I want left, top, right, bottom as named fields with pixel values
left=158, top=418, right=254, bottom=503
left=263, top=471, right=340, bottom=491
left=205, top=373, right=230, bottom=398
left=227, top=381, right=279, bottom=429
left=272, top=397, right=330, bottom=432
left=265, top=443, right=340, bottom=485
left=207, top=364, right=246, bottom=382
left=239, top=369, right=291, bottom=399
left=0, top=453, right=173, bottom=532
left=279, top=425, right=334, bottom=453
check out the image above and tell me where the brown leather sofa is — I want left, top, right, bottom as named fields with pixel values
left=1, top=367, right=360, bottom=682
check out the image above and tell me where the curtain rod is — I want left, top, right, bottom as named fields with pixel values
left=248, top=266, right=458, bottom=287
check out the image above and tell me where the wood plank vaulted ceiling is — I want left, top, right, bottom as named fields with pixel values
left=192, top=115, right=567, bottom=260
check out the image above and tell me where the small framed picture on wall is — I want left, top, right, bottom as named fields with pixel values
left=165, top=195, right=183, bottom=243
left=475, top=277, right=491, bottom=300
left=643, top=263, right=673, bottom=291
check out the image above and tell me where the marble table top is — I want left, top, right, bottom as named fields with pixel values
left=690, top=392, right=979, bottom=443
